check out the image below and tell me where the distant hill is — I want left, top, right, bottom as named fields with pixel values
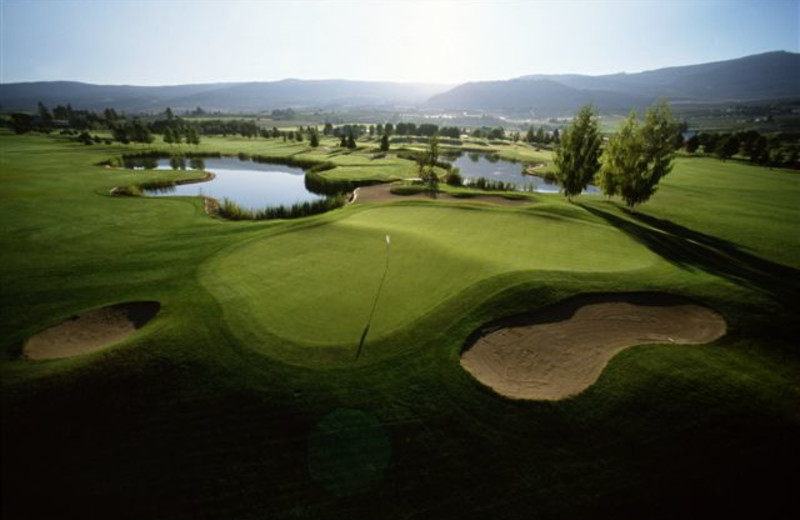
left=1, top=51, right=797, bottom=115
left=0, top=79, right=450, bottom=113
left=427, top=51, right=800, bottom=115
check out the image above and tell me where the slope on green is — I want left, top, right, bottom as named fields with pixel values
left=202, top=204, right=659, bottom=355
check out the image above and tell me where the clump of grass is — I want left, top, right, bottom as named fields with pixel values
left=217, top=195, right=345, bottom=221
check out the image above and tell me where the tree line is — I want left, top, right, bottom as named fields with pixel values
left=683, top=130, right=798, bottom=167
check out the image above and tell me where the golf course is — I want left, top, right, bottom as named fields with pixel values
left=1, top=127, right=798, bottom=519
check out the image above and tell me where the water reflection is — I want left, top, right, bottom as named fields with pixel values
left=124, top=156, right=324, bottom=209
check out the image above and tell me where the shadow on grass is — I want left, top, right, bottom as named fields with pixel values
left=580, top=203, right=799, bottom=304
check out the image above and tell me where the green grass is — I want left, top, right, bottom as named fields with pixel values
left=1, top=130, right=799, bottom=520
left=202, top=203, right=659, bottom=361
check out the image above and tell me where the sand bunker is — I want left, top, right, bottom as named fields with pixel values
left=24, top=302, right=160, bottom=360
left=461, top=293, right=726, bottom=400
left=354, top=184, right=533, bottom=206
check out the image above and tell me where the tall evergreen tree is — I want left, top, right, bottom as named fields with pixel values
left=525, top=126, right=535, bottom=143
left=380, top=133, right=390, bottom=152
left=186, top=126, right=200, bottom=145
left=553, top=105, right=602, bottom=200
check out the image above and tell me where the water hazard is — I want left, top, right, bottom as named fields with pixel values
left=451, top=152, right=599, bottom=194
left=125, top=156, right=324, bottom=209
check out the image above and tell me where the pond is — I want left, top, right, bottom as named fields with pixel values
left=125, top=156, right=324, bottom=209
left=451, top=152, right=599, bottom=194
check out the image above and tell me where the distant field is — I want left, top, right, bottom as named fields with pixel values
left=1, top=130, right=798, bottom=520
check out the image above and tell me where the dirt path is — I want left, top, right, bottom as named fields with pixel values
left=24, top=302, right=160, bottom=360
left=461, top=293, right=726, bottom=400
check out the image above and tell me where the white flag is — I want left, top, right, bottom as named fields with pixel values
left=385, top=235, right=391, bottom=245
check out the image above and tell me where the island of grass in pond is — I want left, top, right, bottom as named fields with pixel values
left=452, top=151, right=599, bottom=194
left=126, top=156, right=325, bottom=209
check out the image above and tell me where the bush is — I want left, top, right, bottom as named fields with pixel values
left=444, top=167, right=463, bottom=186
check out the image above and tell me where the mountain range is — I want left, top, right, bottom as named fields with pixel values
left=1, top=51, right=797, bottom=115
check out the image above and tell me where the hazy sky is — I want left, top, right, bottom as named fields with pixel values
left=1, top=0, right=798, bottom=85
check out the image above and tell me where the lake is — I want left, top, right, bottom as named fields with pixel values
left=125, top=156, right=324, bottom=209
left=451, top=152, right=599, bottom=194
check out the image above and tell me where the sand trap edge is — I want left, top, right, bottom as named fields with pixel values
left=23, top=301, right=161, bottom=361
left=460, top=292, right=727, bottom=401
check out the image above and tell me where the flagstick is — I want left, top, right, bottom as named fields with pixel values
left=356, top=235, right=391, bottom=360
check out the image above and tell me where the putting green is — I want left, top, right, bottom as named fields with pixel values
left=202, top=204, right=660, bottom=358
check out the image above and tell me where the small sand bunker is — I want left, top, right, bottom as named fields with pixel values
left=461, top=293, right=726, bottom=400
left=24, top=302, right=160, bottom=360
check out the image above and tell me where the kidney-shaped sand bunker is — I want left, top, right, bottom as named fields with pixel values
left=460, top=293, right=726, bottom=401
left=24, top=302, right=160, bottom=360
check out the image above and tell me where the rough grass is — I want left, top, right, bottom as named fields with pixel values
left=1, top=130, right=799, bottom=520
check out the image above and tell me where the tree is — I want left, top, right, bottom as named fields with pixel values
left=186, top=126, right=200, bottom=145
left=340, top=134, right=347, bottom=147
left=715, top=134, right=740, bottom=161
left=746, top=135, right=768, bottom=164
left=77, top=131, right=93, bottom=145
left=525, top=126, right=535, bottom=143
left=103, top=108, right=119, bottom=123
left=37, top=101, right=52, bottom=122
left=163, top=127, right=175, bottom=145
left=9, top=113, right=33, bottom=134
left=309, top=130, right=320, bottom=147
left=53, top=105, right=70, bottom=120
left=553, top=104, right=602, bottom=200
left=346, top=130, right=357, bottom=149
left=599, top=101, right=679, bottom=208
left=552, top=128, right=560, bottom=144
left=380, top=133, right=390, bottom=152
left=419, top=135, right=440, bottom=190
left=685, top=134, right=700, bottom=153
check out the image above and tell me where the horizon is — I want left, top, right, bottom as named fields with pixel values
left=1, top=0, right=798, bottom=85
left=1, top=49, right=797, bottom=87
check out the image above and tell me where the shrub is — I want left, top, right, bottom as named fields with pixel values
left=444, top=167, right=463, bottom=186
left=217, top=195, right=345, bottom=221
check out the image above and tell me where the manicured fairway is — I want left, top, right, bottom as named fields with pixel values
left=1, top=131, right=798, bottom=520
